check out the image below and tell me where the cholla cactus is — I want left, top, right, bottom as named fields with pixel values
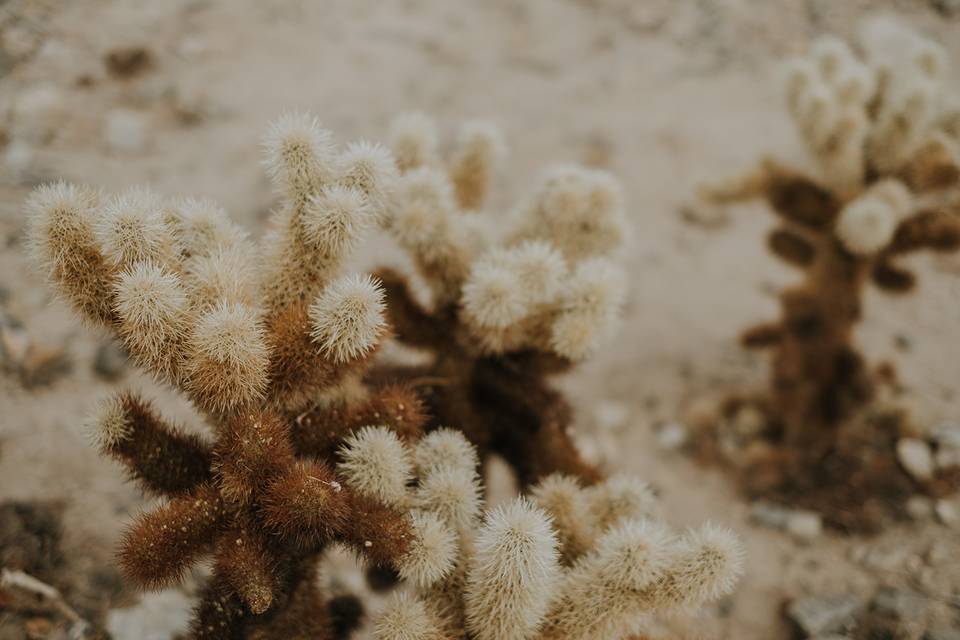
left=704, top=20, right=960, bottom=453
left=377, top=113, right=628, bottom=486
left=363, top=428, right=744, bottom=640
left=25, top=114, right=458, bottom=638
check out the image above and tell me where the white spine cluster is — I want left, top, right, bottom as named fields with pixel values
left=835, top=178, right=911, bottom=255
left=259, top=112, right=398, bottom=314
left=309, top=273, right=386, bottom=365
left=365, top=429, right=745, bottom=640
left=785, top=38, right=873, bottom=196
left=25, top=111, right=399, bottom=416
left=786, top=20, right=959, bottom=195
left=385, top=116, right=629, bottom=362
left=463, top=500, right=560, bottom=640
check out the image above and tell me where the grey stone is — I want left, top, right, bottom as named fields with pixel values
left=925, top=630, right=960, bottom=640
left=897, top=438, right=934, bottom=481
left=786, top=594, right=864, bottom=636
left=785, top=510, right=822, bottom=542
left=932, top=422, right=960, bottom=450
left=94, top=339, right=128, bottom=380
left=906, top=495, right=934, bottom=520
left=749, top=501, right=789, bottom=530
left=935, top=498, right=960, bottom=528
left=107, top=589, right=192, bottom=640
left=872, top=586, right=925, bottom=621
left=655, top=421, right=688, bottom=450
left=935, top=448, right=960, bottom=471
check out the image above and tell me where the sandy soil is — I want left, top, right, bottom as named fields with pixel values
left=2, top=1, right=960, bottom=638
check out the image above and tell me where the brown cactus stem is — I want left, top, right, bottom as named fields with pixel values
left=395, top=342, right=601, bottom=488
left=769, top=237, right=874, bottom=453
left=472, top=352, right=601, bottom=486
left=191, top=558, right=333, bottom=640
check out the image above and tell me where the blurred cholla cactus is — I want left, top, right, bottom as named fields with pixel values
left=704, top=20, right=960, bottom=452
left=25, top=114, right=456, bottom=638
left=327, top=427, right=743, bottom=640
left=377, top=113, right=629, bottom=486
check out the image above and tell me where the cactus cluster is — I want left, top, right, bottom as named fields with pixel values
left=705, top=18, right=960, bottom=454
left=346, top=427, right=743, bottom=640
left=26, top=111, right=742, bottom=637
left=26, top=115, right=453, bottom=638
left=377, top=113, right=628, bottom=486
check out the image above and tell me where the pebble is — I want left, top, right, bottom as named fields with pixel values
left=93, top=340, right=128, bottom=380
left=0, top=313, right=71, bottom=387
left=872, top=586, right=925, bottom=621
left=785, top=510, right=822, bottom=543
left=105, top=108, right=148, bottom=152
left=897, top=438, right=935, bottom=481
left=850, top=544, right=908, bottom=573
left=931, top=422, right=960, bottom=450
left=749, top=501, right=821, bottom=541
left=106, top=589, right=192, bottom=640
left=655, top=421, right=688, bottom=451
left=593, top=401, right=629, bottom=431
left=678, top=202, right=730, bottom=229
left=935, top=448, right=960, bottom=471
left=906, top=495, right=934, bottom=520
left=934, top=498, right=960, bottom=528
left=749, top=501, right=789, bottom=529
left=104, top=46, right=153, bottom=78
left=786, top=594, right=863, bottom=636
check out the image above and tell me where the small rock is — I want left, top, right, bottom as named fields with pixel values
left=749, top=501, right=789, bottom=530
left=19, top=342, right=72, bottom=387
left=786, top=594, right=864, bottom=636
left=655, top=422, right=687, bottom=451
left=935, top=447, right=960, bottom=471
left=733, top=405, right=766, bottom=439
left=106, top=589, right=192, bottom=640
left=104, top=46, right=153, bottom=78
left=785, top=510, right=822, bottom=543
left=593, top=401, right=629, bottom=431
left=897, top=438, right=934, bottom=481
left=934, top=498, right=960, bottom=528
left=0, top=314, right=71, bottom=387
left=857, top=545, right=908, bottom=573
left=679, top=201, right=730, bottom=229
left=872, top=586, right=926, bottom=621
left=925, top=630, right=960, bottom=640
left=93, top=340, right=128, bottom=380
left=931, top=422, right=960, bottom=450
left=906, top=495, right=934, bottom=520
left=105, top=108, right=148, bottom=153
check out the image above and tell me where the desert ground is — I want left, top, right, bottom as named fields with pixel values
left=2, top=0, right=960, bottom=638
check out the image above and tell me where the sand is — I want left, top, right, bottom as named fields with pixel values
left=2, top=0, right=960, bottom=637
